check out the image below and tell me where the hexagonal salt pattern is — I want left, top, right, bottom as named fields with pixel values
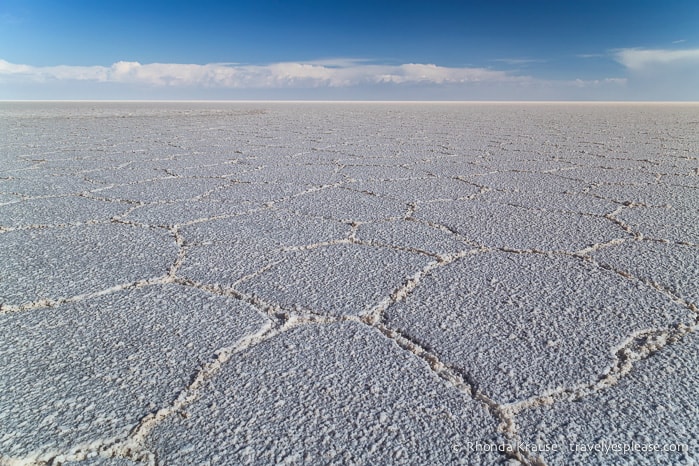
left=0, top=174, right=100, bottom=197
left=351, top=177, right=482, bottom=203
left=385, top=252, right=693, bottom=404
left=413, top=199, right=625, bottom=252
left=146, top=323, right=503, bottom=465
left=0, top=197, right=130, bottom=229
left=616, top=205, right=699, bottom=244
left=355, top=220, right=469, bottom=256
left=0, top=284, right=267, bottom=462
left=593, top=240, right=699, bottom=307
left=121, top=199, right=259, bottom=227
left=236, top=244, right=431, bottom=316
left=481, top=190, right=619, bottom=216
left=1, top=102, right=697, bottom=465
left=517, top=331, right=699, bottom=465
left=279, top=187, right=408, bottom=222
left=0, top=224, right=177, bottom=307
left=95, top=177, right=232, bottom=203
left=178, top=209, right=351, bottom=287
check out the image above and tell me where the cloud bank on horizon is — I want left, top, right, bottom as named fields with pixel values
left=0, top=59, right=527, bottom=88
left=4, top=48, right=698, bottom=100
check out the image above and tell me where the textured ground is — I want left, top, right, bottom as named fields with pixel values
left=1, top=102, right=698, bottom=465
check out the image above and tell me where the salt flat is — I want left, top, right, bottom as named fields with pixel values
left=1, top=102, right=698, bottom=465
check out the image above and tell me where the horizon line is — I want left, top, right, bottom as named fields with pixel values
left=2, top=99, right=699, bottom=104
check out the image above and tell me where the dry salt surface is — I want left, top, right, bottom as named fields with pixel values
left=1, top=102, right=698, bottom=466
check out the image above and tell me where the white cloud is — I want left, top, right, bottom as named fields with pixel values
left=0, top=58, right=527, bottom=89
left=0, top=57, right=645, bottom=100
left=613, top=48, right=699, bottom=71
left=0, top=59, right=108, bottom=81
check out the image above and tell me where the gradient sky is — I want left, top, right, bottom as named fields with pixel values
left=1, top=0, right=698, bottom=100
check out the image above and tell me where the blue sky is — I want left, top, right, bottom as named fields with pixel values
left=1, top=0, right=698, bottom=100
